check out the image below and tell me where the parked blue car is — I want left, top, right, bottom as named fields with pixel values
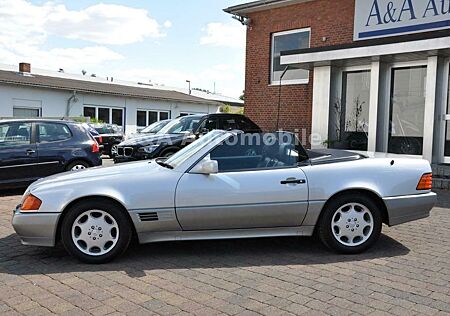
left=0, top=119, right=102, bottom=189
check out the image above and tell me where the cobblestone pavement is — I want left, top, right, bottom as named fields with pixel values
left=0, top=189, right=449, bottom=316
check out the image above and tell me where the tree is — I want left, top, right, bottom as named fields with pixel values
left=239, top=90, right=245, bottom=101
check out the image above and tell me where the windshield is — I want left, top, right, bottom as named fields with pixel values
left=141, top=120, right=170, bottom=133
left=165, top=131, right=226, bottom=168
left=157, top=116, right=202, bottom=135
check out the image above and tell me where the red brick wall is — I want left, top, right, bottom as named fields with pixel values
left=244, top=0, right=355, bottom=145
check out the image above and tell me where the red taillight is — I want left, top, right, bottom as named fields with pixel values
left=98, top=136, right=103, bottom=144
left=21, top=194, right=42, bottom=211
left=417, top=173, right=433, bottom=190
left=92, top=141, right=100, bottom=153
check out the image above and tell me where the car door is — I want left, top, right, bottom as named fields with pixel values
left=35, top=122, right=73, bottom=177
left=0, top=122, right=38, bottom=186
left=175, top=133, right=309, bottom=230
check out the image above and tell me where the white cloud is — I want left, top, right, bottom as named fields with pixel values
left=164, top=20, right=173, bottom=28
left=112, top=63, right=244, bottom=98
left=0, top=45, right=123, bottom=74
left=200, top=22, right=245, bottom=48
left=45, top=3, right=164, bottom=45
left=0, top=0, right=164, bottom=46
left=0, top=0, right=162, bottom=72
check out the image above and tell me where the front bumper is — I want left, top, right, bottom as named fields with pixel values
left=383, top=192, right=437, bottom=226
left=113, top=155, right=139, bottom=164
left=12, top=207, right=60, bottom=247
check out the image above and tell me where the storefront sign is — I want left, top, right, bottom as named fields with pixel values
left=354, top=0, right=450, bottom=40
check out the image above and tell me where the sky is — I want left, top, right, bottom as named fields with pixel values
left=0, top=0, right=247, bottom=98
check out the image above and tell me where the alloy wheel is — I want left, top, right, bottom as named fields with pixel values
left=71, top=210, right=119, bottom=256
left=71, top=164, right=87, bottom=171
left=331, top=203, right=374, bottom=247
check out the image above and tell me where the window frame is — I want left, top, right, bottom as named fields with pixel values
left=270, top=28, right=311, bottom=86
left=136, top=109, right=171, bottom=128
left=83, top=106, right=125, bottom=127
left=12, top=107, right=41, bottom=118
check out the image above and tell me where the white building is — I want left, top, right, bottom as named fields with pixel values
left=0, top=63, right=222, bottom=134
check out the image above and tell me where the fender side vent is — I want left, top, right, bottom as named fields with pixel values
left=138, top=212, right=159, bottom=222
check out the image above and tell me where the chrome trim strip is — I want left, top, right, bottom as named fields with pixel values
left=138, top=226, right=315, bottom=244
left=176, top=200, right=308, bottom=210
left=0, top=161, right=59, bottom=169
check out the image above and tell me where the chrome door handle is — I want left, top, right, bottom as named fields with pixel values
left=281, top=178, right=306, bottom=185
left=26, top=149, right=36, bottom=155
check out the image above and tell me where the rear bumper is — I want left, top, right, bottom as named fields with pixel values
left=384, top=192, right=437, bottom=226
left=89, top=154, right=103, bottom=167
left=12, top=209, right=60, bottom=247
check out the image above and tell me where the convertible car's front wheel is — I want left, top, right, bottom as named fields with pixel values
left=61, top=199, right=132, bottom=264
left=318, top=194, right=382, bottom=254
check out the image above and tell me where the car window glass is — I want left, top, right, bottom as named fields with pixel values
left=166, top=131, right=225, bottom=168
left=238, top=117, right=259, bottom=131
left=38, top=123, right=71, bottom=143
left=160, top=117, right=202, bottom=134
left=210, top=133, right=302, bottom=172
left=221, top=118, right=238, bottom=131
left=197, top=118, right=217, bottom=132
left=0, top=123, right=32, bottom=146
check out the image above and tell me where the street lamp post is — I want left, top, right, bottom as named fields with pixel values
left=186, top=80, right=191, bottom=95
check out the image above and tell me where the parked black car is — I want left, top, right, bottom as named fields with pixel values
left=0, top=119, right=102, bottom=189
left=114, top=113, right=262, bottom=163
left=90, top=123, right=124, bottom=157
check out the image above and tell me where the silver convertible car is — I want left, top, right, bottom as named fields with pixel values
left=12, top=131, right=436, bottom=263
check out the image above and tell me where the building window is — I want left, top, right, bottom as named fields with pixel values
left=328, top=70, right=371, bottom=151
left=112, top=109, right=123, bottom=126
left=83, top=107, right=96, bottom=119
left=98, top=108, right=110, bottom=123
left=83, top=106, right=125, bottom=127
left=137, top=111, right=147, bottom=127
left=13, top=107, right=41, bottom=118
left=388, top=66, right=427, bottom=156
left=136, top=110, right=170, bottom=128
left=271, top=28, right=310, bottom=85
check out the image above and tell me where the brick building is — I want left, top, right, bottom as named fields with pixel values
left=225, top=0, right=450, bottom=163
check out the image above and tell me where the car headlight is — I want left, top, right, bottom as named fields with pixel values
left=140, top=145, right=160, bottom=154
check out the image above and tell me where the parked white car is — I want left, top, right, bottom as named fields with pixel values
left=12, top=131, right=436, bottom=263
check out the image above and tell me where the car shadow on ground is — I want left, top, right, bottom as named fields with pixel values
left=0, top=233, right=409, bottom=278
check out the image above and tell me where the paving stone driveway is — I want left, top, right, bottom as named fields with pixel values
left=0, top=190, right=449, bottom=316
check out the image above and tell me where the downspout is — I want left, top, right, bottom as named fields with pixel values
left=66, top=91, right=78, bottom=118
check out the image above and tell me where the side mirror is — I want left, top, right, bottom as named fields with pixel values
left=190, top=159, right=219, bottom=175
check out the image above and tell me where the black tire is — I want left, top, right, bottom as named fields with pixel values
left=160, top=147, right=179, bottom=158
left=60, top=199, right=133, bottom=264
left=109, top=143, right=119, bottom=158
left=318, top=194, right=382, bottom=254
left=65, top=160, right=90, bottom=172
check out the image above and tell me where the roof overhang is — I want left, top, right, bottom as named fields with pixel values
left=224, top=0, right=313, bottom=16
left=280, top=36, right=450, bottom=70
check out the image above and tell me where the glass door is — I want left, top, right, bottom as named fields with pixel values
left=388, top=66, right=427, bottom=156
left=444, top=67, right=450, bottom=160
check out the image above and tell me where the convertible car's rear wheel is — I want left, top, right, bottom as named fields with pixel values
left=61, top=200, right=132, bottom=264
left=318, top=194, right=382, bottom=254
